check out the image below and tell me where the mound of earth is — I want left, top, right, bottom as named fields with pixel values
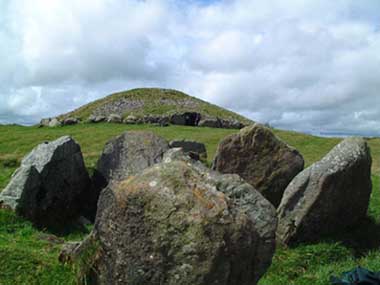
left=52, top=88, right=252, bottom=128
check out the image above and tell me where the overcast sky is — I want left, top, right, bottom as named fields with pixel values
left=1, top=0, right=380, bottom=135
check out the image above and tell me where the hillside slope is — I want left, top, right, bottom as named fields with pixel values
left=59, top=88, right=252, bottom=125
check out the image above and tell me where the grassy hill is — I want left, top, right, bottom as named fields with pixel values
left=0, top=123, right=379, bottom=284
left=58, top=88, right=252, bottom=124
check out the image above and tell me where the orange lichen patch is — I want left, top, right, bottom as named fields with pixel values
left=192, top=187, right=215, bottom=210
left=114, top=176, right=151, bottom=206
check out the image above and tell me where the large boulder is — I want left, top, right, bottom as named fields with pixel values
left=169, top=140, right=207, bottom=160
left=277, top=137, right=372, bottom=245
left=0, top=136, right=90, bottom=228
left=212, top=124, right=304, bottom=207
left=69, top=157, right=277, bottom=285
left=89, top=131, right=169, bottom=219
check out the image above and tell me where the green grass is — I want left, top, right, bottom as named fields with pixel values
left=0, top=123, right=379, bottom=284
left=59, top=88, right=252, bottom=124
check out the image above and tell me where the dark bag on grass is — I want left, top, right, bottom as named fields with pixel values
left=330, top=267, right=380, bottom=285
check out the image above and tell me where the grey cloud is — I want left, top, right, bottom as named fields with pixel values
left=0, top=0, right=380, bottom=136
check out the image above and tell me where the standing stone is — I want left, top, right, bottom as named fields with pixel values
left=169, top=140, right=207, bottom=160
left=0, top=136, right=90, bottom=228
left=89, top=131, right=169, bottom=219
left=68, top=159, right=277, bottom=285
left=277, top=137, right=372, bottom=245
left=212, top=124, right=304, bottom=207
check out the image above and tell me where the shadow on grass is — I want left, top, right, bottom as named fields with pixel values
left=327, top=216, right=380, bottom=257
left=287, top=216, right=380, bottom=257
left=45, top=219, right=92, bottom=240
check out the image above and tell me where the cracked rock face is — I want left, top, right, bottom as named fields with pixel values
left=212, top=124, right=304, bottom=207
left=81, top=158, right=277, bottom=285
left=277, top=137, right=372, bottom=245
left=0, top=136, right=90, bottom=228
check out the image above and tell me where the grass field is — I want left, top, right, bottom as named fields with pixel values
left=0, top=123, right=379, bottom=284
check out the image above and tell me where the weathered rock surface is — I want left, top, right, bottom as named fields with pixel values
left=71, top=158, right=277, bottom=285
left=63, top=117, right=79, bottom=126
left=198, top=117, right=222, bottom=128
left=94, top=131, right=169, bottom=185
left=89, top=131, right=169, bottom=219
left=169, top=140, right=207, bottom=160
left=39, top=118, right=51, bottom=127
left=277, top=137, right=372, bottom=245
left=0, top=136, right=90, bottom=227
left=220, top=119, right=245, bottom=129
left=212, top=124, right=304, bottom=207
left=88, top=115, right=106, bottom=123
left=48, top=118, right=62, bottom=127
left=107, top=114, right=122, bottom=123
left=123, top=115, right=138, bottom=124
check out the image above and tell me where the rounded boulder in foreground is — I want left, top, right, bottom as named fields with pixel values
left=87, top=160, right=277, bottom=285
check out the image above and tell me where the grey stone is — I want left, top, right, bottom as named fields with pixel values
left=0, top=136, right=91, bottom=228
left=48, top=118, right=62, bottom=127
left=63, top=117, right=79, bottom=125
left=74, top=159, right=277, bottom=285
left=277, top=137, right=372, bottom=245
left=88, top=115, right=106, bottom=123
left=220, top=119, right=245, bottom=129
left=212, top=123, right=304, bottom=207
left=198, top=117, right=222, bottom=128
left=89, top=131, right=169, bottom=219
left=123, top=115, right=138, bottom=124
left=158, top=116, right=170, bottom=127
left=169, top=140, right=207, bottom=160
left=39, top=118, right=51, bottom=127
left=107, top=114, right=122, bottom=123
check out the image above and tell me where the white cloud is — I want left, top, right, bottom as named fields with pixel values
left=0, top=0, right=380, bottom=135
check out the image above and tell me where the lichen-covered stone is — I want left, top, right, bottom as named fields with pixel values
left=0, top=136, right=90, bottom=228
left=75, top=158, right=277, bottom=285
left=212, top=123, right=304, bottom=207
left=89, top=131, right=169, bottom=219
left=94, top=131, right=169, bottom=185
left=277, top=137, right=372, bottom=245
